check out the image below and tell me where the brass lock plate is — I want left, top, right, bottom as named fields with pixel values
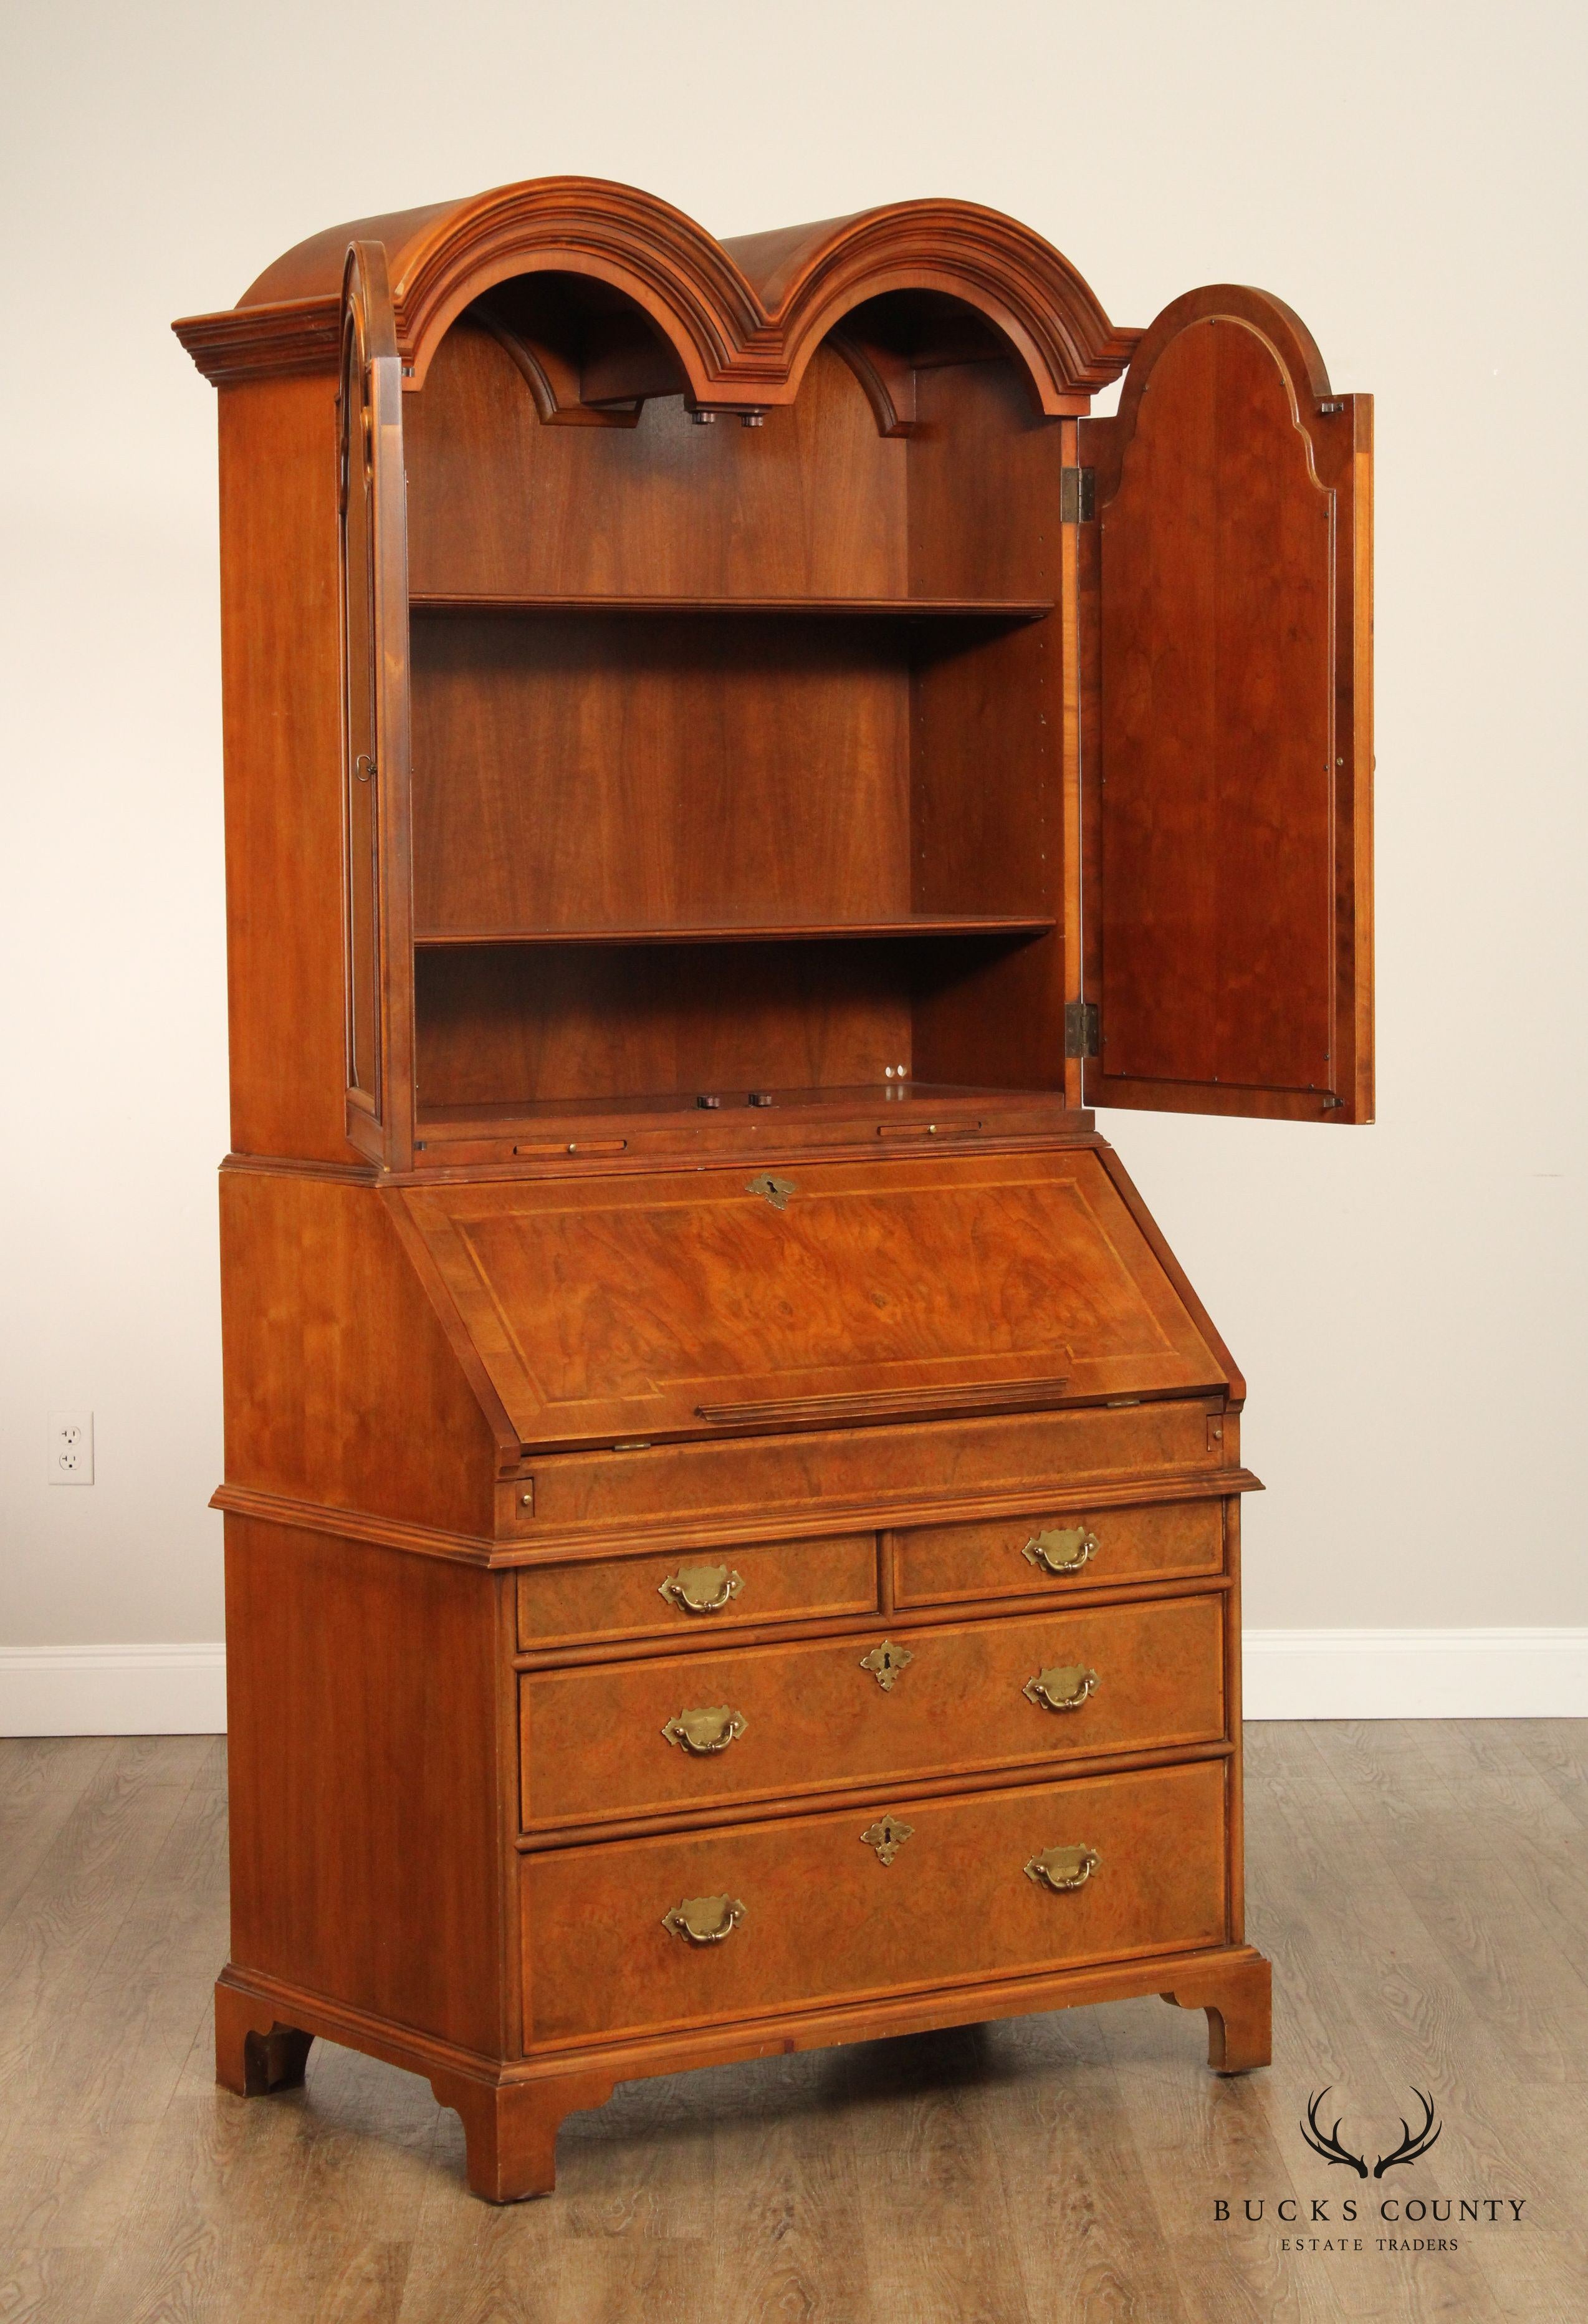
left=859, top=1639, right=914, bottom=1691
left=747, top=1173, right=796, bottom=1209
left=860, top=1813, right=914, bottom=1866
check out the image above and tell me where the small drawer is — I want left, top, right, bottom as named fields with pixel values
left=520, top=1592, right=1225, bottom=1827
left=894, top=1498, right=1223, bottom=1610
left=515, top=1533, right=878, bottom=1651
left=523, top=1756, right=1228, bottom=2045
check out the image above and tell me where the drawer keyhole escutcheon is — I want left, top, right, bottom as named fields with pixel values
left=1025, top=1843, right=1100, bottom=1893
left=662, top=1705, right=747, bottom=1755
left=747, top=1173, right=796, bottom=1209
left=1023, top=1526, right=1097, bottom=1575
left=860, top=1639, right=914, bottom=1691
left=658, top=1562, right=744, bottom=1615
left=1023, top=1663, right=1098, bottom=1712
left=662, top=1894, right=745, bottom=1944
left=861, top=1814, right=914, bottom=1866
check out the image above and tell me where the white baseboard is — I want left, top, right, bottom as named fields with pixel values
left=1242, top=1628, right=1588, bottom=1719
left=0, top=1644, right=227, bottom=1737
left=2, top=1630, right=1584, bottom=1736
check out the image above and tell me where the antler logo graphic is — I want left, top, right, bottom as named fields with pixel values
left=1299, top=2088, right=1443, bottom=2179
left=1300, top=2088, right=1368, bottom=2177
left=1372, top=2088, right=1442, bottom=2178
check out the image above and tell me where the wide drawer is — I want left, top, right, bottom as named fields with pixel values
left=530, top=1398, right=1227, bottom=1530
left=524, top=1757, right=1228, bottom=2045
left=515, top=1532, right=877, bottom=1650
left=520, top=1592, right=1225, bottom=1827
left=893, top=1497, right=1224, bottom=1610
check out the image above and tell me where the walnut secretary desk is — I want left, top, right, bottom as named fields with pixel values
left=174, top=178, right=1372, bottom=2202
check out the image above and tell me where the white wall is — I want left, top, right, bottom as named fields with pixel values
left=3, top=0, right=1584, bottom=1723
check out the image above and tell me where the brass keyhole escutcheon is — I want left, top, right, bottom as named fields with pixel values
left=1023, top=1664, right=1098, bottom=1713
left=662, top=1894, right=745, bottom=1944
left=1024, top=1843, right=1099, bottom=1893
left=1023, top=1526, right=1097, bottom=1575
left=661, top=1705, right=747, bottom=1755
left=658, top=1562, right=744, bottom=1615
left=861, top=1814, right=914, bottom=1866
left=860, top=1640, right=914, bottom=1692
left=747, top=1172, right=796, bottom=1210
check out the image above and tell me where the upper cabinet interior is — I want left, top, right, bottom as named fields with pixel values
left=399, top=262, right=1098, bottom=1150
left=174, top=180, right=1371, bottom=1168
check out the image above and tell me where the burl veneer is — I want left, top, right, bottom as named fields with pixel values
left=176, top=175, right=1371, bottom=2201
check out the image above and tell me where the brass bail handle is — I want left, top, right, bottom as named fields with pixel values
left=1025, top=1843, right=1099, bottom=1893
left=1023, top=1525, right=1097, bottom=1575
left=662, top=1894, right=745, bottom=1944
left=661, top=1705, right=747, bottom=1755
left=658, top=1562, right=744, bottom=1615
left=1023, top=1663, right=1098, bottom=1712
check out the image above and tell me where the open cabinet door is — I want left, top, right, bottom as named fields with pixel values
left=1080, top=287, right=1372, bottom=1121
left=338, top=239, right=414, bottom=1164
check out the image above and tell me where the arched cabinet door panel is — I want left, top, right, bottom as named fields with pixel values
left=339, top=239, right=414, bottom=1163
left=1080, top=287, right=1372, bottom=1123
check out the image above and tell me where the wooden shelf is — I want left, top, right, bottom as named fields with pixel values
left=409, top=592, right=1054, bottom=621
left=413, top=915, right=1056, bottom=949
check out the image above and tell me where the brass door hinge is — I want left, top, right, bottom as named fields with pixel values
left=1060, top=466, right=1096, bottom=522
left=1064, top=1000, right=1099, bottom=1059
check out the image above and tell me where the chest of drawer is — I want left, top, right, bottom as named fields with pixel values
left=892, top=1497, right=1224, bottom=1610
left=524, top=1755, right=1228, bottom=2045
left=519, top=1591, right=1225, bottom=1828
left=515, top=1532, right=878, bottom=1650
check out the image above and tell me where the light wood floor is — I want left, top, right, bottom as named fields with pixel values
left=2, top=1724, right=1586, bottom=2322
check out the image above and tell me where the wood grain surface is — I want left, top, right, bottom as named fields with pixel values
left=4, top=1724, right=1579, bottom=2323
left=519, top=1594, right=1226, bottom=1826
left=398, top=1149, right=1228, bottom=1451
left=1083, top=287, right=1373, bottom=1125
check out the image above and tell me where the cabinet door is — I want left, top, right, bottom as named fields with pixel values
left=1080, top=288, right=1372, bottom=1122
left=338, top=239, right=413, bottom=1161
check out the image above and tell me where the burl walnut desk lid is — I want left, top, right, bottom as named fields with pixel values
left=392, top=1148, right=1229, bottom=1454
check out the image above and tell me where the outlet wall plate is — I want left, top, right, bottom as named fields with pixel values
left=48, top=1412, right=94, bottom=1486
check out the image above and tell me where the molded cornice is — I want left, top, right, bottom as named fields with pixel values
left=173, top=175, right=1136, bottom=408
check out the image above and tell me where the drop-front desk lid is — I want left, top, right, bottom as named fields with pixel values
left=393, top=1148, right=1230, bottom=1454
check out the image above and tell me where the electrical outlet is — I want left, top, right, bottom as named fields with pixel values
left=48, top=1411, right=94, bottom=1486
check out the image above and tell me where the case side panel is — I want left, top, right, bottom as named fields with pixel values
left=218, top=375, right=353, bottom=1162
left=221, top=1169, right=500, bottom=1534
left=224, top=1518, right=505, bottom=2056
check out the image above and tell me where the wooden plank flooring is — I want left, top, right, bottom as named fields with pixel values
left=2, top=1724, right=1586, bottom=2322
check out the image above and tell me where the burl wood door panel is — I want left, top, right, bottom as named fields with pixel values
left=1084, top=287, right=1372, bottom=1123
left=520, top=1593, right=1225, bottom=1826
left=894, top=1497, right=1224, bottom=1610
left=515, top=1532, right=878, bottom=1650
left=524, top=1757, right=1228, bottom=2045
left=396, top=1150, right=1228, bottom=1452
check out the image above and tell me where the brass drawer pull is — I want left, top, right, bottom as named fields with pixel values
left=658, top=1562, right=744, bottom=1615
left=662, top=1894, right=745, bottom=1944
left=661, top=1705, right=747, bottom=1755
left=1025, top=1843, right=1099, bottom=1893
left=1023, top=1525, right=1097, bottom=1575
left=1023, top=1663, right=1098, bottom=1712
left=860, top=1639, right=914, bottom=1691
